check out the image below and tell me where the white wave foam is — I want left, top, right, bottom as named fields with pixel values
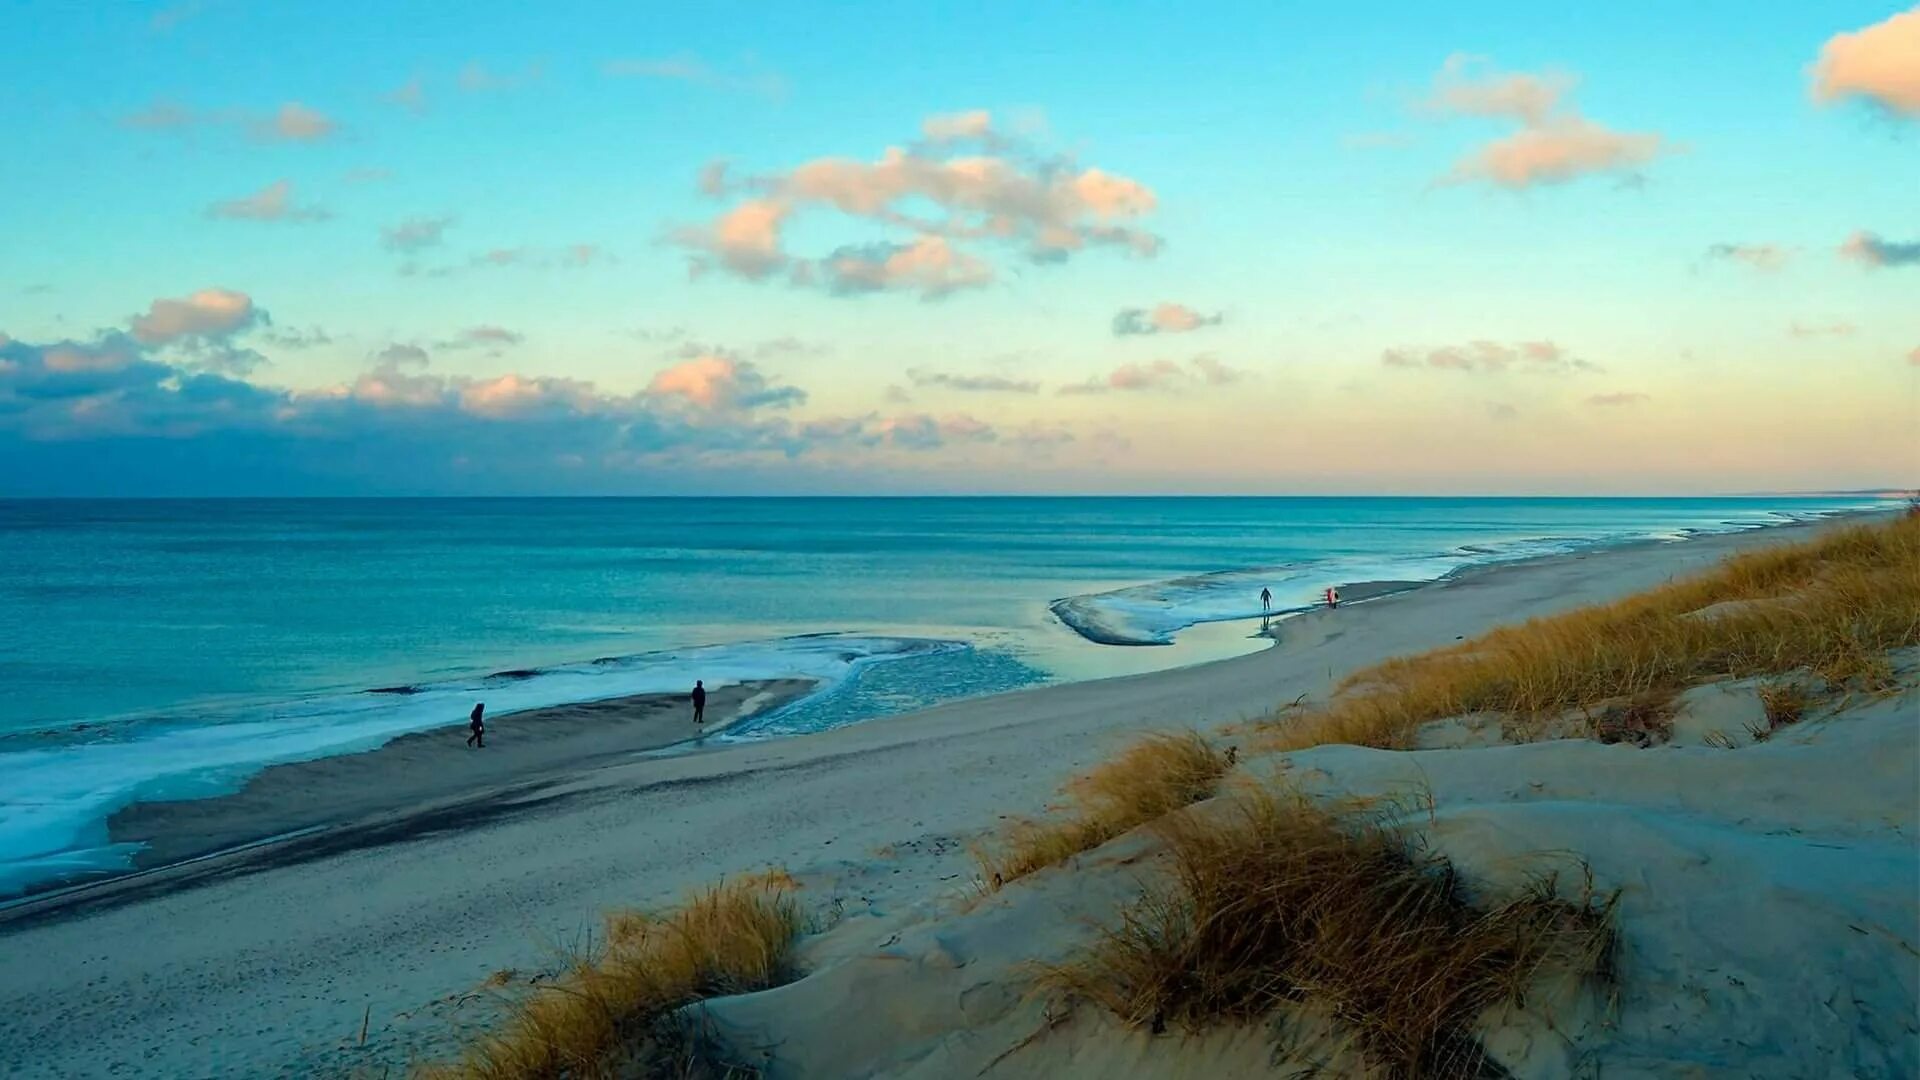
left=0, top=634, right=942, bottom=897
left=1048, top=508, right=1881, bottom=647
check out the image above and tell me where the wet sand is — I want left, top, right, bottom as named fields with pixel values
left=96, top=679, right=814, bottom=889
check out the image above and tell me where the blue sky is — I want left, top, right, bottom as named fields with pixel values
left=2, top=0, right=1915, bottom=495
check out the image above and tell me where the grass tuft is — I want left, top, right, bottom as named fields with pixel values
left=1265, top=516, right=1920, bottom=751
left=418, top=873, right=802, bottom=1080
left=1048, top=790, right=1616, bottom=1077
left=974, top=731, right=1230, bottom=890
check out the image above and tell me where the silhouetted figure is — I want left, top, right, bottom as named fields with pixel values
left=1260, top=587, right=1272, bottom=613
left=466, top=702, right=486, bottom=748
left=691, top=680, right=707, bottom=725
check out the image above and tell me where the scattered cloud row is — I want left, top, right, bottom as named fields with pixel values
left=1381, top=339, right=1597, bottom=374
left=1111, top=302, right=1222, bottom=336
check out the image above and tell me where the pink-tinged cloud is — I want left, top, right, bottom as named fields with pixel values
left=1426, top=56, right=1673, bottom=189
left=921, top=109, right=993, bottom=143
left=678, top=199, right=791, bottom=280
left=1112, top=302, right=1222, bottom=336
left=1382, top=339, right=1596, bottom=373
left=253, top=102, right=337, bottom=142
left=130, top=289, right=261, bottom=345
left=675, top=116, right=1162, bottom=296
left=458, top=374, right=595, bottom=419
left=1426, top=55, right=1573, bottom=124
left=1812, top=7, right=1920, bottom=116
left=1060, top=355, right=1244, bottom=394
left=1586, top=392, right=1650, bottom=406
left=207, top=179, right=331, bottom=223
left=806, top=235, right=994, bottom=299
left=1909, top=346, right=1920, bottom=366
left=646, top=354, right=805, bottom=411
left=1839, top=230, right=1920, bottom=268
left=384, top=77, right=426, bottom=114
left=1704, top=243, right=1794, bottom=271
left=1443, top=116, right=1668, bottom=189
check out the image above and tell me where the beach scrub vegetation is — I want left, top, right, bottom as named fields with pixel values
left=419, top=872, right=802, bottom=1080
left=1048, top=790, right=1617, bottom=1078
left=974, top=731, right=1231, bottom=891
left=1265, top=516, right=1920, bottom=751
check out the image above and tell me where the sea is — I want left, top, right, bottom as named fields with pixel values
left=0, top=495, right=1892, bottom=896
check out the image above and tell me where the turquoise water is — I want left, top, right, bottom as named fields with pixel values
left=0, top=495, right=1890, bottom=894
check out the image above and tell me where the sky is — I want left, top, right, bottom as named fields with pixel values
left=2, top=0, right=1917, bottom=496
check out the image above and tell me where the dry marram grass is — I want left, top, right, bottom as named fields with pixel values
left=418, top=873, right=802, bottom=1080
left=974, top=731, right=1230, bottom=890
left=1266, top=516, right=1920, bottom=751
left=1049, top=790, right=1616, bottom=1078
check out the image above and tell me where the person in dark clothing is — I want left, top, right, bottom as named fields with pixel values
left=1260, top=587, right=1272, bottom=613
left=691, top=680, right=707, bottom=725
left=466, top=702, right=486, bottom=748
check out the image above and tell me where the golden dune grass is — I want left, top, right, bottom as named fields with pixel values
left=1049, top=790, right=1616, bottom=1078
left=974, top=731, right=1230, bottom=890
left=419, top=873, right=801, bottom=1080
left=1267, top=516, right=1920, bottom=752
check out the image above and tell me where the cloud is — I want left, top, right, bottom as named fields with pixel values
left=563, top=244, right=611, bottom=267
left=384, top=77, right=427, bottom=114
left=120, top=99, right=198, bottom=132
left=906, top=368, right=1041, bottom=393
left=646, top=353, right=806, bottom=411
left=921, top=109, right=994, bottom=143
left=677, top=199, right=791, bottom=280
left=673, top=112, right=1161, bottom=298
left=1425, top=55, right=1673, bottom=189
left=802, top=235, right=995, bottom=299
left=1586, top=392, right=1650, bottom=406
left=260, top=325, right=334, bottom=349
left=251, top=102, right=337, bottom=142
left=1059, top=355, right=1243, bottom=394
left=459, top=61, right=544, bottom=93
left=1111, top=302, right=1222, bottom=336
left=698, top=160, right=732, bottom=197
left=602, top=55, right=786, bottom=100
left=872, top=412, right=997, bottom=449
left=380, top=216, right=454, bottom=253
left=1839, top=230, right=1920, bottom=268
left=1787, top=320, right=1857, bottom=338
left=207, top=179, right=331, bottom=223
left=442, top=325, right=525, bottom=350
left=1811, top=7, right=1920, bottom=116
left=1909, top=346, right=1920, bottom=366
left=374, top=343, right=431, bottom=368
left=130, top=289, right=262, bottom=345
left=1380, top=339, right=1597, bottom=374
left=1704, top=243, right=1794, bottom=271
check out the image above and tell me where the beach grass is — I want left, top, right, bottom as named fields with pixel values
left=973, top=731, right=1230, bottom=891
left=1047, top=789, right=1617, bottom=1077
left=1264, top=515, right=1920, bottom=751
left=418, top=872, right=801, bottom=1080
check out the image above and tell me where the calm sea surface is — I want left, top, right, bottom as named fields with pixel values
left=0, top=495, right=1888, bottom=894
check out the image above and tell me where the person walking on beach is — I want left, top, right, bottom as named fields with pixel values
left=1260, top=587, right=1272, bottom=613
left=1324, top=586, right=1341, bottom=610
left=691, top=680, right=707, bottom=725
left=466, top=702, right=486, bottom=748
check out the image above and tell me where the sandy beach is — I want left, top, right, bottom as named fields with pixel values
left=0, top=514, right=1899, bottom=1077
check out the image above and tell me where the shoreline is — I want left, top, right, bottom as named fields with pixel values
left=1, top=509, right=1886, bottom=925
left=0, top=510, right=1894, bottom=1077
left=3, top=679, right=814, bottom=913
